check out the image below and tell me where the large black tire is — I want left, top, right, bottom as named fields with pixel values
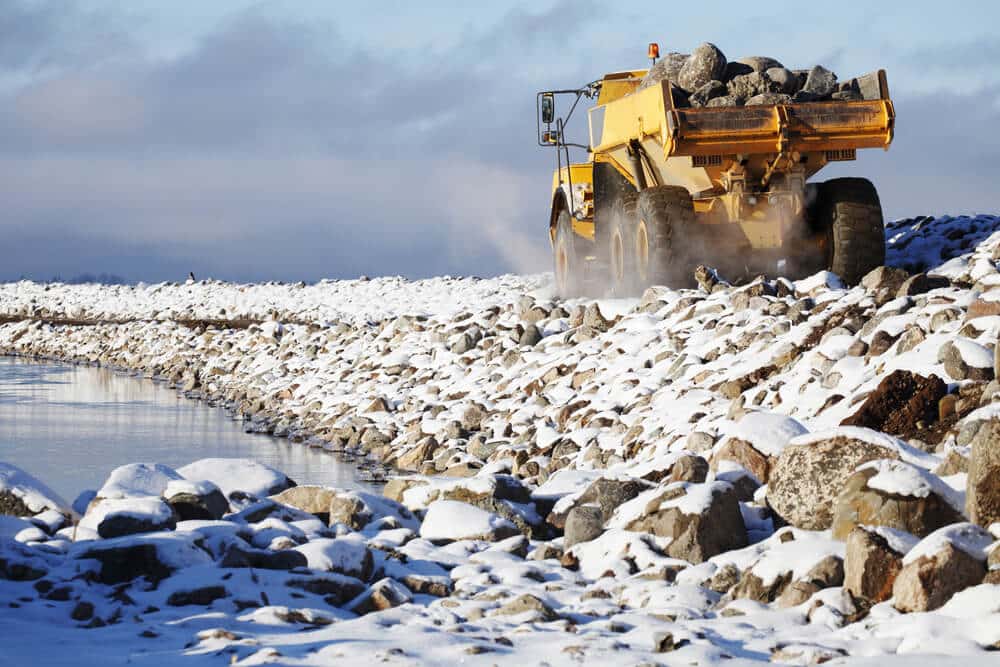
left=814, top=178, right=885, bottom=285
left=607, top=188, right=639, bottom=296
left=637, top=185, right=696, bottom=287
left=553, top=209, right=585, bottom=297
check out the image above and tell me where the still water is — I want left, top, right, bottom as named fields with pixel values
left=0, top=356, right=370, bottom=501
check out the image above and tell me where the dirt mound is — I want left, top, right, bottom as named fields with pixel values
left=841, top=370, right=947, bottom=438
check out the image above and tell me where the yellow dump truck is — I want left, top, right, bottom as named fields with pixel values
left=537, top=51, right=895, bottom=296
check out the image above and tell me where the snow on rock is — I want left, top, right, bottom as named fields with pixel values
left=294, top=535, right=372, bottom=580
left=720, top=411, right=808, bottom=457
left=96, top=462, right=182, bottom=499
left=0, top=462, right=71, bottom=516
left=178, top=458, right=294, bottom=498
left=419, top=500, right=518, bottom=543
left=903, top=522, right=994, bottom=566
left=78, top=496, right=177, bottom=538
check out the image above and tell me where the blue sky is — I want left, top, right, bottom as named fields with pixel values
left=1, top=1, right=998, bottom=282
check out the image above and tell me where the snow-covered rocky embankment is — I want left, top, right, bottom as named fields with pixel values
left=2, top=214, right=1000, bottom=664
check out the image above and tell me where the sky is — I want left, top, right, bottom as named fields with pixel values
left=1, top=0, right=998, bottom=283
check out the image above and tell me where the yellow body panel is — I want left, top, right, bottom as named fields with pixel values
left=550, top=163, right=596, bottom=241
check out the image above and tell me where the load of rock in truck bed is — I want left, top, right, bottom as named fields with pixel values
left=640, top=42, right=881, bottom=107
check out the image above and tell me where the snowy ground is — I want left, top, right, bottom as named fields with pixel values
left=1, top=214, right=1000, bottom=665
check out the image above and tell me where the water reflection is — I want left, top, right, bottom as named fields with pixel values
left=0, top=356, right=372, bottom=501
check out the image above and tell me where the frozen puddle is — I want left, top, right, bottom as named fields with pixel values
left=0, top=356, right=373, bottom=500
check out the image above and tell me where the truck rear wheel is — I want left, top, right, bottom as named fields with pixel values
left=608, top=189, right=639, bottom=296
left=553, top=209, right=584, bottom=297
left=637, top=185, right=696, bottom=287
left=814, top=177, right=885, bottom=285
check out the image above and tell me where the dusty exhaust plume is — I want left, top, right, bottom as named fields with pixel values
left=432, top=160, right=552, bottom=278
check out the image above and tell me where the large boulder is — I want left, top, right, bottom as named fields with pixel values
left=615, top=481, right=747, bottom=563
left=831, top=460, right=965, bottom=540
left=967, top=418, right=1000, bottom=528
left=727, top=72, right=778, bottom=102
left=737, top=56, right=783, bottom=73
left=677, top=43, right=727, bottom=92
left=163, top=479, right=228, bottom=521
left=563, top=505, right=604, bottom=548
left=802, top=65, right=838, bottom=97
left=731, top=531, right=843, bottom=604
left=81, top=497, right=177, bottom=539
left=639, top=52, right=689, bottom=89
left=892, top=523, right=991, bottom=612
left=767, top=429, right=912, bottom=530
left=295, top=536, right=373, bottom=581
left=75, top=532, right=213, bottom=584
left=419, top=500, right=519, bottom=544
left=843, top=526, right=911, bottom=604
left=0, top=463, right=71, bottom=518
left=96, top=462, right=182, bottom=499
left=177, top=458, right=295, bottom=499
left=401, top=474, right=540, bottom=537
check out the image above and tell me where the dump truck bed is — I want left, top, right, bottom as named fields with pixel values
left=589, top=70, right=894, bottom=185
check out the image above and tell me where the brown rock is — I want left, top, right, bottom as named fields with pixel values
left=893, top=543, right=986, bottom=612
left=843, top=527, right=904, bottom=604
left=967, top=419, right=1000, bottom=527
left=712, top=438, right=771, bottom=483
left=776, top=555, right=844, bottom=608
left=831, top=461, right=965, bottom=540
left=349, top=578, right=413, bottom=615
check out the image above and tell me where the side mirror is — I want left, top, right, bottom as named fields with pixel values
left=541, top=93, right=554, bottom=125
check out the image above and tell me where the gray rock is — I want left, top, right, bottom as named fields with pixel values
left=689, top=79, right=727, bottom=107
left=831, top=90, right=863, bottom=101
left=95, top=500, right=177, bottom=539
left=623, top=481, right=748, bottom=563
left=853, top=71, right=882, bottom=101
left=727, top=72, right=777, bottom=102
left=165, top=486, right=229, bottom=521
left=576, top=476, right=653, bottom=523
left=639, top=52, right=689, bottom=90
left=677, top=43, right=727, bottom=92
left=802, top=65, right=838, bottom=97
left=967, top=419, right=1000, bottom=528
left=706, top=94, right=741, bottom=108
left=519, top=324, right=542, bottom=347
left=791, top=90, right=821, bottom=103
left=745, top=92, right=792, bottom=106
left=765, top=67, right=801, bottom=94
left=737, top=56, right=784, bottom=73
left=722, top=61, right=753, bottom=81
left=564, top=505, right=604, bottom=548
left=938, top=340, right=994, bottom=381
left=767, top=433, right=900, bottom=530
